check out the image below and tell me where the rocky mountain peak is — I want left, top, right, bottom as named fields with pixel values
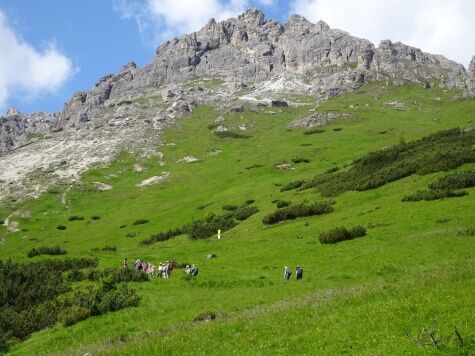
left=468, top=55, right=475, bottom=95
left=5, top=107, right=20, bottom=117
left=238, top=8, right=265, bottom=26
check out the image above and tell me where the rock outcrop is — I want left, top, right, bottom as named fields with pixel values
left=468, top=56, right=475, bottom=95
left=0, top=108, right=58, bottom=155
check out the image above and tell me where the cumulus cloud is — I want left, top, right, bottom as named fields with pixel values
left=114, top=0, right=249, bottom=46
left=0, top=10, right=73, bottom=111
left=290, top=0, right=475, bottom=67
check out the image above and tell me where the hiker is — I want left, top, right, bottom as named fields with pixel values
left=134, top=259, right=141, bottom=270
left=296, top=266, right=303, bottom=280
left=185, top=265, right=192, bottom=276
left=148, top=264, right=155, bottom=276
left=123, top=258, right=128, bottom=269
left=166, top=261, right=174, bottom=278
left=284, top=266, right=292, bottom=281
left=191, top=264, right=199, bottom=277
left=158, top=263, right=165, bottom=278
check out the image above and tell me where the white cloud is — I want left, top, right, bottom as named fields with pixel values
left=0, top=10, right=74, bottom=112
left=290, top=0, right=475, bottom=68
left=114, top=0, right=250, bottom=46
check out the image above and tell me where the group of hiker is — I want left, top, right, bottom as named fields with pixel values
left=123, top=259, right=302, bottom=281
left=123, top=258, right=199, bottom=278
left=284, top=266, right=303, bottom=281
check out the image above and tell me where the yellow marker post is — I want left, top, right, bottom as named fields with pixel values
left=218, top=229, right=221, bottom=239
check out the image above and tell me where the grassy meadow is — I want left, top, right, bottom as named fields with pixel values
left=0, top=83, right=474, bottom=355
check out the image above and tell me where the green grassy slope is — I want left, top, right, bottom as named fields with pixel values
left=1, top=84, right=474, bottom=355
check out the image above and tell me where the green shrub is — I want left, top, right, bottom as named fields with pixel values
left=295, top=128, right=475, bottom=196
left=428, top=168, right=475, bottom=191
left=91, top=215, right=101, bottom=220
left=132, top=219, right=149, bottom=225
left=67, top=269, right=85, bottom=282
left=333, top=127, right=342, bottom=131
left=59, top=305, right=91, bottom=327
left=91, top=245, right=117, bottom=252
left=68, top=216, right=84, bottom=221
left=222, top=204, right=238, bottom=211
left=262, top=202, right=333, bottom=225
left=214, top=131, right=250, bottom=139
left=402, top=189, right=467, bottom=202
left=292, top=157, right=310, bottom=163
left=141, top=227, right=184, bottom=245
left=303, top=128, right=325, bottom=135
left=186, top=214, right=237, bottom=240
left=243, top=199, right=255, bottom=206
left=27, top=246, right=67, bottom=258
left=319, top=226, right=367, bottom=244
left=57, top=225, right=67, bottom=230
left=280, top=180, right=305, bottom=192
left=228, top=206, right=259, bottom=221
left=275, top=200, right=291, bottom=208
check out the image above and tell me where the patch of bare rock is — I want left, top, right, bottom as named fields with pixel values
left=136, top=171, right=170, bottom=187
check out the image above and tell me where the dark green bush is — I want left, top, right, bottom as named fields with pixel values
left=280, top=180, right=305, bottom=192
left=91, top=245, right=117, bottom=252
left=141, top=227, right=184, bottom=245
left=91, top=215, right=101, bottom=220
left=67, top=269, right=85, bottom=282
left=132, top=219, right=149, bottom=225
left=292, top=157, right=310, bottom=163
left=428, top=168, right=475, bottom=191
left=275, top=200, right=291, bottom=208
left=57, top=225, right=67, bottom=230
left=59, top=305, right=91, bottom=327
left=243, top=199, right=255, bottom=206
left=214, top=131, right=250, bottom=139
left=27, top=246, right=67, bottom=258
left=304, top=128, right=325, bottom=135
left=262, top=202, right=333, bottom=225
left=294, top=128, right=475, bottom=196
left=402, top=189, right=467, bottom=202
left=186, top=214, right=237, bottom=240
left=333, top=127, right=342, bottom=131
left=319, top=226, right=367, bottom=244
left=222, top=204, right=238, bottom=211
left=228, top=206, right=259, bottom=221
left=68, top=216, right=84, bottom=221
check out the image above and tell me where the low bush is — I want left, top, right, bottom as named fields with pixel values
left=186, top=214, right=237, bottom=240
left=27, top=246, right=67, bottom=258
left=214, top=131, right=250, bottom=139
left=303, top=128, right=325, bottom=135
left=58, top=305, right=91, bottom=327
left=228, top=206, right=259, bottom=221
left=292, top=157, right=310, bottom=164
left=280, top=180, right=305, bottom=192
left=91, top=245, right=117, bottom=252
left=333, top=127, right=342, bottom=131
left=457, top=227, right=475, bottom=236
left=91, top=215, right=101, bottom=220
left=67, top=269, right=85, bottom=282
left=245, top=164, right=264, bottom=170
left=262, top=202, right=333, bottom=225
left=68, top=216, right=84, bottom=221
left=319, top=226, right=367, bottom=244
left=294, top=128, right=475, bottom=196
left=141, top=227, right=184, bottom=245
left=56, top=225, right=66, bottom=230
left=275, top=200, right=291, bottom=208
left=428, top=168, right=475, bottom=191
left=222, top=204, right=238, bottom=211
left=132, top=219, right=149, bottom=225
left=402, top=189, right=467, bottom=202
left=243, top=199, right=255, bottom=206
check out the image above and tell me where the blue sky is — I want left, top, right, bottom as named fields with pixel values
left=0, top=0, right=474, bottom=114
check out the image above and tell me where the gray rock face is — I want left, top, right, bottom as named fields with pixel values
left=0, top=108, right=58, bottom=155
left=468, top=56, right=475, bottom=95
left=371, top=40, right=466, bottom=88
